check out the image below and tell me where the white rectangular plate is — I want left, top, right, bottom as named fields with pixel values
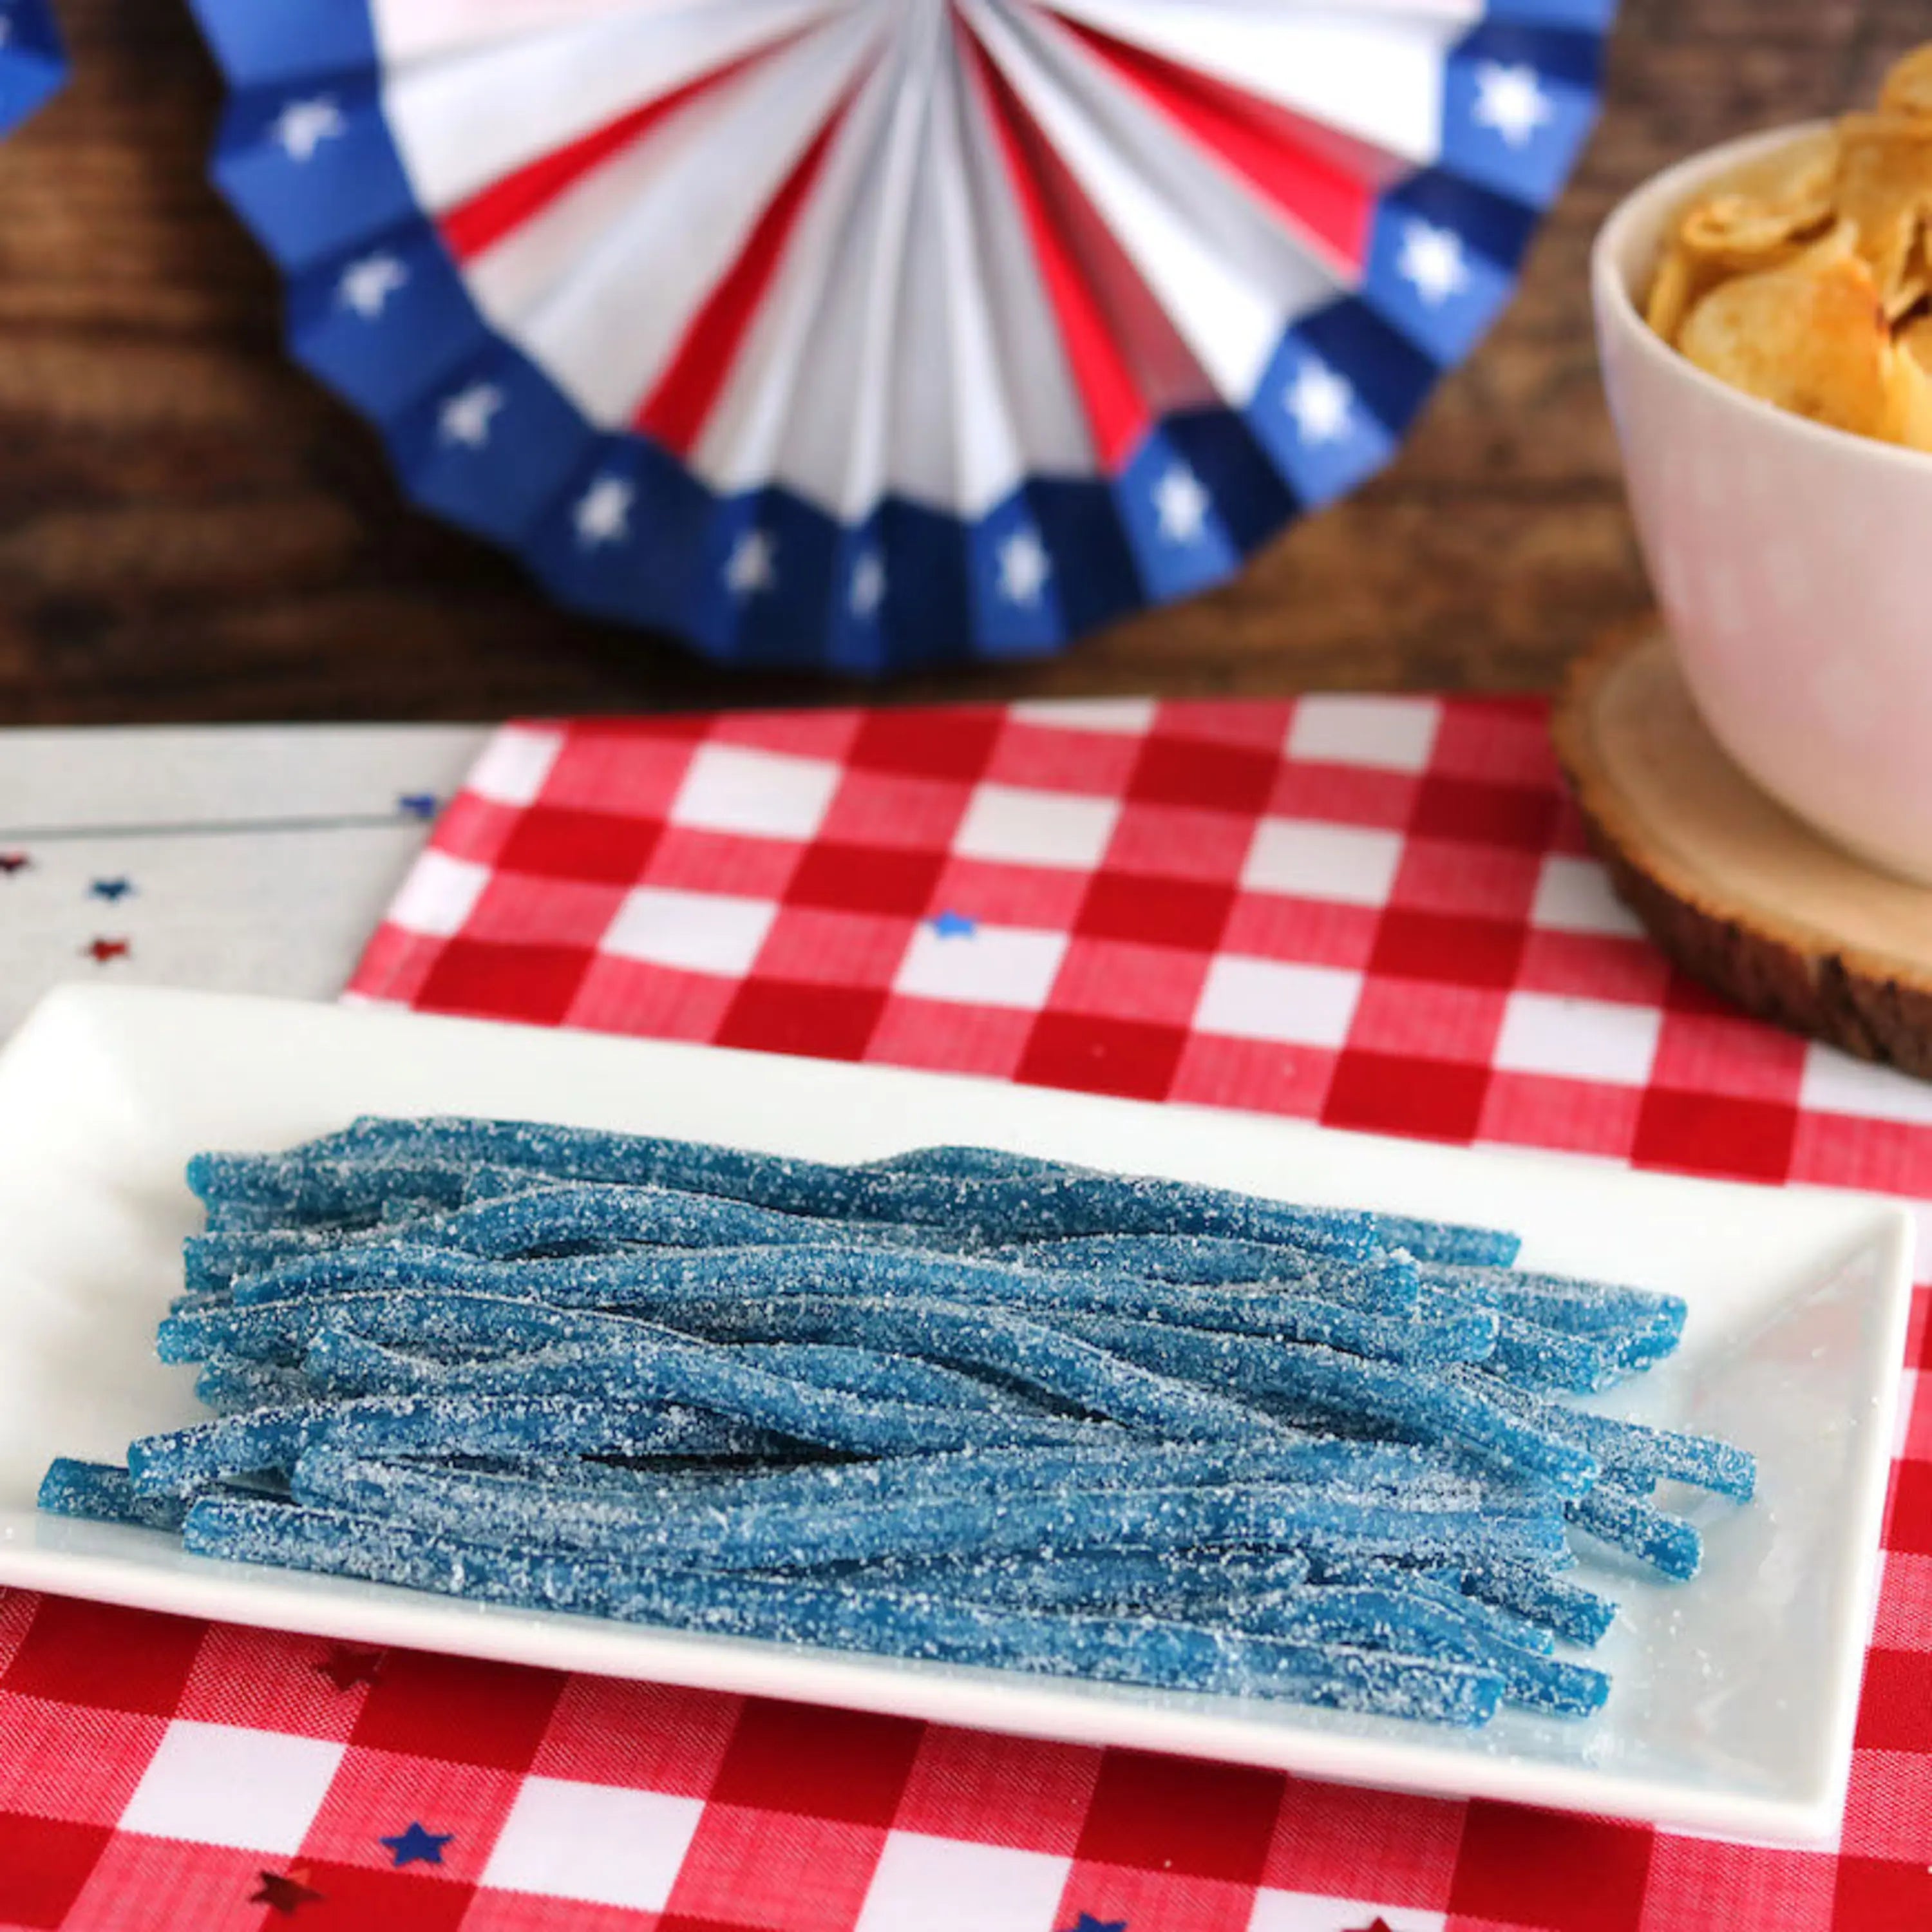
left=0, top=985, right=1911, bottom=1842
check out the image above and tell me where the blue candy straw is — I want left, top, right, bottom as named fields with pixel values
left=38, top=1458, right=191, bottom=1531
left=290, top=1446, right=1567, bottom=1573
left=184, top=1494, right=1506, bottom=1724
left=1565, top=1483, right=1703, bottom=1582
left=1459, top=1562, right=1618, bottom=1647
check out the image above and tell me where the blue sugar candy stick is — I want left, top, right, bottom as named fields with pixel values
left=1027, top=1312, right=1596, bottom=1495
left=300, top=1323, right=1116, bottom=1457
left=184, top=1228, right=336, bottom=1293
left=129, top=1393, right=788, bottom=1493
left=231, top=1240, right=1459, bottom=1374
left=1314, top=1559, right=1557, bottom=1657
left=194, top=1359, right=311, bottom=1414
left=1417, top=1262, right=1687, bottom=1346
left=696, top=1437, right=1466, bottom=1517
left=184, top=1495, right=1505, bottom=1725
left=296, top=1119, right=1384, bottom=1248
left=1460, top=1562, right=1618, bottom=1647
left=734, top=1344, right=1034, bottom=1415
left=1268, top=1584, right=1609, bottom=1718
left=982, top=1236, right=1423, bottom=1314
left=561, top=1293, right=1292, bottom=1443
left=38, top=1458, right=191, bottom=1531
left=188, top=1153, right=531, bottom=1223
left=161, top=1287, right=587, bottom=1366
left=1454, top=1370, right=1756, bottom=1502
left=846, top=1546, right=1316, bottom=1613
left=1420, top=1294, right=1624, bottom=1395
left=292, top=1446, right=1567, bottom=1573
left=1565, top=1483, right=1703, bottom=1582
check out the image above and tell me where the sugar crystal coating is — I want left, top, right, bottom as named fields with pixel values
left=50, top=1121, right=1757, bottom=1727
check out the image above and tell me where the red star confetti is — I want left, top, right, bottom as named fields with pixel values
left=0, top=852, right=28, bottom=875
left=84, top=938, right=130, bottom=964
left=314, top=1643, right=384, bottom=1692
left=251, top=1868, right=324, bottom=1916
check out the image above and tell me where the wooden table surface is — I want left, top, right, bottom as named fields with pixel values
left=0, top=1, right=1918, bottom=724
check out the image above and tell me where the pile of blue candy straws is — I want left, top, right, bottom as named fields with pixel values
left=41, top=1117, right=1756, bottom=1728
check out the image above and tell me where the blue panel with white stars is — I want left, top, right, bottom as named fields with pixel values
left=0, top=0, right=67, bottom=138
left=182, top=0, right=1618, bottom=675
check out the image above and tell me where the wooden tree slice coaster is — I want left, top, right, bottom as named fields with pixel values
left=1552, top=629, right=1932, bottom=1081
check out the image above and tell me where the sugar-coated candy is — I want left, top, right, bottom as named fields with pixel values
left=292, top=1444, right=1567, bottom=1575
left=46, top=1119, right=1759, bottom=1736
left=1455, top=1369, right=1756, bottom=1502
left=37, top=1458, right=191, bottom=1531
left=184, top=1495, right=1506, bottom=1725
left=1565, top=1483, right=1703, bottom=1582
left=1460, top=1561, right=1618, bottom=1647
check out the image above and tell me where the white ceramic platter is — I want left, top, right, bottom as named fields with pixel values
left=0, top=985, right=1911, bottom=1842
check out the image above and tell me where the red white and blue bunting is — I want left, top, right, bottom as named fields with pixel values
left=186, top=0, right=1616, bottom=673
left=0, top=0, right=64, bottom=137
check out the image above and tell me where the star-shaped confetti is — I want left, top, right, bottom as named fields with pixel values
left=84, top=937, right=130, bottom=964
left=397, top=793, right=439, bottom=821
left=314, top=1643, right=384, bottom=1692
left=1059, top=1916, right=1128, bottom=1932
left=381, top=1821, right=453, bottom=1868
left=0, top=851, right=28, bottom=875
left=251, top=1868, right=325, bottom=1916
left=90, top=876, right=133, bottom=901
left=930, top=909, right=978, bottom=939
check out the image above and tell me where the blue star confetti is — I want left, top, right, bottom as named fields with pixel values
left=90, top=877, right=133, bottom=902
left=397, top=793, right=439, bottom=820
left=1060, top=1917, right=1128, bottom=1932
left=381, top=1821, right=453, bottom=1868
left=930, top=909, right=978, bottom=939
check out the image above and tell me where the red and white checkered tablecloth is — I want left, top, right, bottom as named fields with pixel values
left=6, top=694, right=1929, bottom=1932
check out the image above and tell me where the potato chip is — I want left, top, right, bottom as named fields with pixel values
left=1880, top=336, right=1932, bottom=450
left=1678, top=195, right=1816, bottom=271
left=1642, top=45, right=1932, bottom=459
left=1832, top=112, right=1932, bottom=309
left=1880, top=45, right=1932, bottom=120
left=1678, top=248, right=1894, bottom=438
left=1644, top=243, right=1701, bottom=345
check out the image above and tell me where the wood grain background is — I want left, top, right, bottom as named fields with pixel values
left=0, top=1, right=1919, bottom=723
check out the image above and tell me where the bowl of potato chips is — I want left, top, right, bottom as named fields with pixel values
left=1593, top=46, right=1932, bottom=886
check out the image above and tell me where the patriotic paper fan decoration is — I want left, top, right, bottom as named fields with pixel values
left=0, top=0, right=66, bottom=138
left=187, top=0, right=1616, bottom=674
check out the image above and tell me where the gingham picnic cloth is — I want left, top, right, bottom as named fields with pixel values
left=6, top=694, right=1931, bottom=1932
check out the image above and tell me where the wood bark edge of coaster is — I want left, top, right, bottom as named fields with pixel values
left=1552, top=628, right=1932, bottom=1082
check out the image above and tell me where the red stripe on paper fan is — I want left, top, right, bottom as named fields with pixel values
left=1059, top=19, right=1376, bottom=278
left=439, top=48, right=771, bottom=265
left=634, top=110, right=844, bottom=451
left=961, top=32, right=1153, bottom=471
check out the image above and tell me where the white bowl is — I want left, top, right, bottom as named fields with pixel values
left=1593, top=126, right=1932, bottom=887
